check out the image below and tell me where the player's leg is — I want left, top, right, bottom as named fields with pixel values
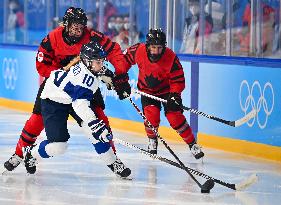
left=141, top=96, right=161, bottom=154
left=4, top=81, right=46, bottom=172
left=23, top=99, right=71, bottom=174
left=164, top=109, right=204, bottom=160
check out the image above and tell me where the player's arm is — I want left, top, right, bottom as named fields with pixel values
left=166, top=56, right=185, bottom=111
left=72, top=90, right=112, bottom=143
left=169, top=56, right=185, bottom=94
left=36, top=35, right=57, bottom=78
left=112, top=43, right=141, bottom=100
left=90, top=29, right=129, bottom=74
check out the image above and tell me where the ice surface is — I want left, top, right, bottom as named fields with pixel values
left=0, top=108, right=281, bottom=205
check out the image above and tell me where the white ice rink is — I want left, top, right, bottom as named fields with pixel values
left=1, top=107, right=281, bottom=205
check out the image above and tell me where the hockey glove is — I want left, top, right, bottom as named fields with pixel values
left=100, top=68, right=115, bottom=90
left=113, top=73, right=131, bottom=100
left=166, top=93, right=183, bottom=111
left=88, top=119, right=113, bottom=143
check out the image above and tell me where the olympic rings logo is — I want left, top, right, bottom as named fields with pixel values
left=239, top=80, right=274, bottom=129
left=2, top=58, right=18, bottom=90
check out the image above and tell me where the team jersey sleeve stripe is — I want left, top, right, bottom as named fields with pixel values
left=40, top=35, right=53, bottom=52
left=171, top=80, right=185, bottom=84
left=106, top=42, right=116, bottom=54
left=103, top=39, right=111, bottom=50
left=124, top=53, right=134, bottom=65
left=170, top=74, right=184, bottom=81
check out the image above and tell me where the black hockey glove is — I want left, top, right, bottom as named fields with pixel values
left=88, top=119, right=113, bottom=143
left=113, top=73, right=131, bottom=100
left=166, top=93, right=183, bottom=111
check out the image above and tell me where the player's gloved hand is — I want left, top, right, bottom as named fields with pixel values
left=166, top=93, right=182, bottom=111
left=88, top=119, right=113, bottom=143
left=113, top=73, right=131, bottom=100
left=100, top=68, right=115, bottom=90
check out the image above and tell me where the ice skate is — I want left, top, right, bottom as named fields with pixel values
left=147, top=137, right=158, bottom=155
left=2, top=154, right=23, bottom=174
left=108, top=158, right=131, bottom=179
left=23, top=146, right=37, bottom=174
left=190, top=143, right=204, bottom=160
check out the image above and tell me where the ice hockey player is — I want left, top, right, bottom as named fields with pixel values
left=113, top=28, right=204, bottom=159
left=22, top=41, right=131, bottom=179
left=4, top=7, right=127, bottom=173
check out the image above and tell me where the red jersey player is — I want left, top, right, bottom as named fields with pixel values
left=4, top=7, right=126, bottom=174
left=113, top=28, right=204, bottom=160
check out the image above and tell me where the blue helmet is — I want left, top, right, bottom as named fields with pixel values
left=80, top=41, right=107, bottom=73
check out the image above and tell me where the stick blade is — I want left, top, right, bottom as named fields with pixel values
left=235, top=173, right=258, bottom=191
left=201, top=179, right=215, bottom=193
left=234, top=109, right=257, bottom=127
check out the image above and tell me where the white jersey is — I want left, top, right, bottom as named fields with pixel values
left=41, top=62, right=101, bottom=123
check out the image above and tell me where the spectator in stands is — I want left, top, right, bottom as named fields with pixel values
left=237, top=0, right=275, bottom=56
left=7, top=0, right=24, bottom=43
left=180, top=0, right=213, bottom=54
left=86, top=12, right=97, bottom=30
left=112, top=15, right=129, bottom=50
left=105, top=15, right=118, bottom=38
left=96, top=0, right=117, bottom=32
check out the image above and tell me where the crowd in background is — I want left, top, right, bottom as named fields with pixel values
left=1, top=0, right=280, bottom=59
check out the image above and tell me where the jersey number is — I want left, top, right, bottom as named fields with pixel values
left=82, top=74, right=94, bottom=87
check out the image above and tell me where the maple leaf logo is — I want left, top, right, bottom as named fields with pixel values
left=145, top=73, right=163, bottom=88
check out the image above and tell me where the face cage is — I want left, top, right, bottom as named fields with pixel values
left=146, top=44, right=166, bottom=62
left=82, top=58, right=106, bottom=76
left=64, top=22, right=85, bottom=44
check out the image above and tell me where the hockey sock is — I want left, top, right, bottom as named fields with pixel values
left=166, top=111, right=195, bottom=144
left=15, top=113, right=44, bottom=157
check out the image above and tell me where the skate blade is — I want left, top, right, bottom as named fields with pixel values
left=117, top=174, right=133, bottom=180
left=120, top=176, right=133, bottom=180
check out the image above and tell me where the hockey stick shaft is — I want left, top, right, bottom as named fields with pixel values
left=133, top=89, right=256, bottom=127
left=128, top=97, right=207, bottom=190
left=115, top=137, right=258, bottom=191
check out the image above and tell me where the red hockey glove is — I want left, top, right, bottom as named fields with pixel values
left=166, top=93, right=182, bottom=111
left=113, top=73, right=131, bottom=100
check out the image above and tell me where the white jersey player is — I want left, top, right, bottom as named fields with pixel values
left=23, top=41, right=131, bottom=179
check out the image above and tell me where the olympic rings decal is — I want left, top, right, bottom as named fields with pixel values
left=2, top=58, right=18, bottom=90
left=239, top=80, right=274, bottom=129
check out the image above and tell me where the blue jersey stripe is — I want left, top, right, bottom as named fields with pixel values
left=63, top=82, right=94, bottom=101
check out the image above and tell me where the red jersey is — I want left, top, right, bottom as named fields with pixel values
left=121, top=43, right=185, bottom=95
left=36, top=26, right=125, bottom=78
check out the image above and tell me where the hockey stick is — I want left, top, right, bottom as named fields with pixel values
left=133, top=89, right=256, bottom=127
left=128, top=97, right=215, bottom=193
left=115, top=137, right=258, bottom=191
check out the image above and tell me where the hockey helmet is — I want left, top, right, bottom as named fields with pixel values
left=63, top=7, right=87, bottom=44
left=146, top=28, right=166, bottom=62
left=63, top=7, right=87, bottom=27
left=146, top=28, right=166, bottom=47
left=80, top=41, right=107, bottom=74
